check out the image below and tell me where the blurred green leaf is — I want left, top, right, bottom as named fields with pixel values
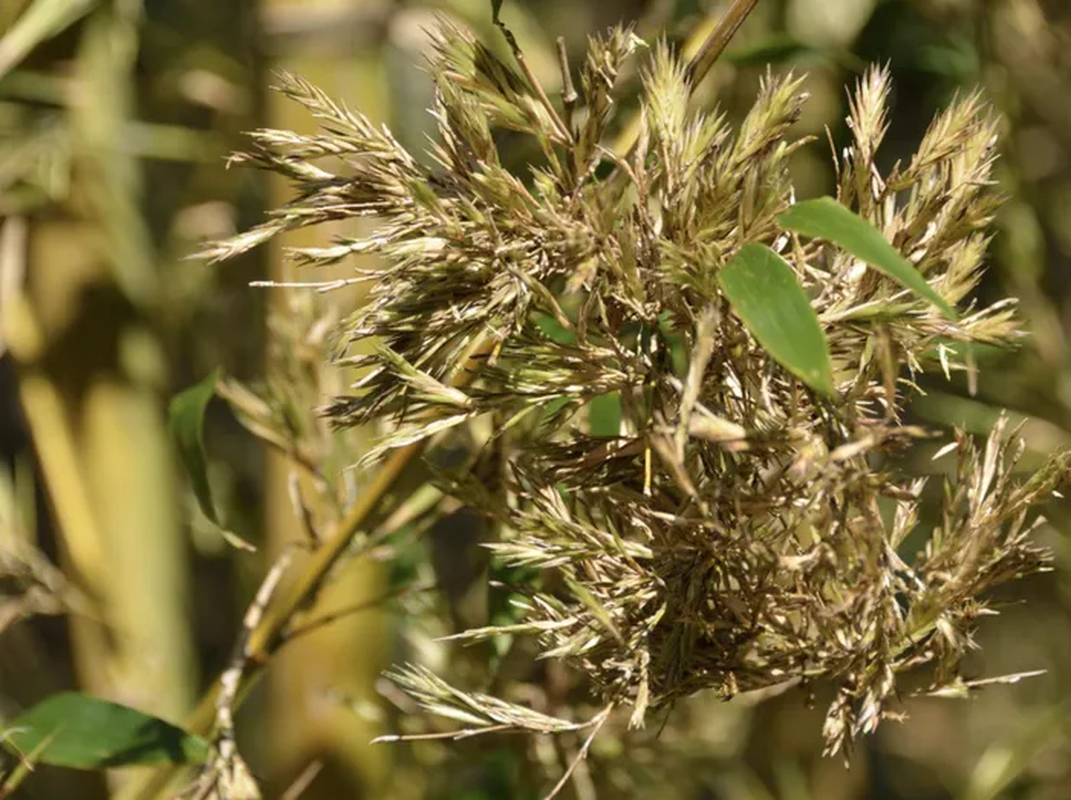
left=657, top=311, right=689, bottom=377
left=534, top=312, right=575, bottom=344
left=964, top=703, right=1066, bottom=800
left=717, top=243, right=835, bottom=397
left=779, top=197, right=958, bottom=320
left=0, top=0, right=95, bottom=80
left=0, top=68, right=66, bottom=103
left=588, top=391, right=621, bottom=437
left=723, top=35, right=813, bottom=65
left=2, top=692, right=210, bottom=769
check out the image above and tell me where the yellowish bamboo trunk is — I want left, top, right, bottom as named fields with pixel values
left=260, top=1, right=390, bottom=795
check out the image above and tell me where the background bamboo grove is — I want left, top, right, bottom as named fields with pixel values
left=2, top=0, right=1071, bottom=798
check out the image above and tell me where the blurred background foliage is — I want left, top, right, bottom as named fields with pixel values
left=2, top=0, right=1071, bottom=798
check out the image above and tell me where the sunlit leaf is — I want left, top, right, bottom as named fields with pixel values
left=2, top=693, right=210, bottom=769
left=779, top=197, right=958, bottom=320
left=717, top=243, right=835, bottom=397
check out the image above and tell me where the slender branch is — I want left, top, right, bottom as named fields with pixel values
left=371, top=723, right=517, bottom=744
left=279, top=760, right=324, bottom=800
left=282, top=582, right=435, bottom=643
left=497, top=19, right=573, bottom=144
left=543, top=704, right=613, bottom=800
left=611, top=0, right=762, bottom=159
left=218, top=550, right=294, bottom=739
left=287, top=471, right=320, bottom=547
left=556, top=36, right=578, bottom=131
left=187, top=551, right=293, bottom=800
left=684, top=0, right=761, bottom=89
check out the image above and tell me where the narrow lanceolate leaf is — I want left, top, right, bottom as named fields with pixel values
left=168, top=370, right=221, bottom=525
left=718, top=243, right=835, bottom=397
left=3, top=693, right=210, bottom=769
left=168, top=372, right=254, bottom=550
left=779, top=197, right=958, bottom=320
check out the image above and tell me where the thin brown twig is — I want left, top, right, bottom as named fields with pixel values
left=496, top=19, right=573, bottom=144
left=543, top=704, right=613, bottom=800
left=556, top=36, right=578, bottom=130
left=189, top=549, right=294, bottom=800
left=278, top=760, right=324, bottom=800
left=371, top=723, right=517, bottom=744
left=281, top=582, right=436, bottom=643
left=683, top=0, right=762, bottom=89
left=287, top=471, right=320, bottom=547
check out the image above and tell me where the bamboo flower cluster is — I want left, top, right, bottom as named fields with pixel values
left=208, top=22, right=1068, bottom=755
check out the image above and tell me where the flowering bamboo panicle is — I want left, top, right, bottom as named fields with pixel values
left=207, top=22, right=1066, bottom=758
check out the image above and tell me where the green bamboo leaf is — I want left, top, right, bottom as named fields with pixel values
left=779, top=197, right=958, bottom=320
left=168, top=372, right=254, bottom=550
left=718, top=243, right=835, bottom=397
left=588, top=392, right=622, bottom=438
left=2, top=693, right=210, bottom=769
left=168, top=370, right=220, bottom=526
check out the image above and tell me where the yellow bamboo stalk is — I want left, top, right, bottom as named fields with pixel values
left=63, top=1, right=196, bottom=737
left=258, top=1, right=391, bottom=795
left=1, top=219, right=113, bottom=695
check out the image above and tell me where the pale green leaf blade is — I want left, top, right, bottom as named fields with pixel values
left=779, top=197, right=958, bottom=320
left=3, top=692, right=210, bottom=769
left=0, top=0, right=95, bottom=80
left=717, top=243, right=835, bottom=397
